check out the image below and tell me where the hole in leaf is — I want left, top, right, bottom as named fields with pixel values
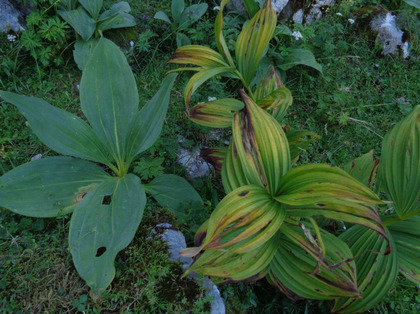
left=102, top=195, right=112, bottom=205
left=96, top=246, right=107, bottom=257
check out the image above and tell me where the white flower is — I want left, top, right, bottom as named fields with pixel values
left=76, top=84, right=80, bottom=90
left=130, top=41, right=134, bottom=47
left=292, top=31, right=303, bottom=41
left=348, top=18, right=355, bottom=24
left=336, top=12, right=343, bottom=16
left=208, top=96, right=217, bottom=102
left=213, top=6, right=220, bottom=11
left=31, top=154, right=42, bottom=161
left=7, top=34, right=16, bottom=42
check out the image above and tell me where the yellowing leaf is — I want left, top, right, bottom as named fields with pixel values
left=168, top=45, right=229, bottom=68
left=215, top=0, right=234, bottom=66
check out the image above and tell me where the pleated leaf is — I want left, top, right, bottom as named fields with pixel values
left=0, top=91, right=112, bottom=166
left=377, top=105, right=420, bottom=219
left=0, top=157, right=109, bottom=217
left=235, top=0, right=276, bottom=85
left=343, top=150, right=379, bottom=188
left=286, top=129, right=321, bottom=164
left=275, top=164, right=389, bottom=245
left=187, top=235, right=278, bottom=282
left=215, top=0, right=234, bottom=66
left=58, top=7, right=96, bottom=41
left=387, top=215, right=420, bottom=283
left=200, top=146, right=227, bottom=173
left=254, top=65, right=284, bottom=101
left=125, top=73, right=177, bottom=157
left=188, top=98, right=244, bottom=128
left=232, top=90, right=290, bottom=195
left=221, top=138, right=249, bottom=194
left=268, top=225, right=359, bottom=300
left=256, top=87, right=293, bottom=120
left=80, top=37, right=138, bottom=162
left=168, top=45, right=230, bottom=68
left=332, top=225, right=398, bottom=313
left=181, top=185, right=285, bottom=257
left=69, top=174, right=146, bottom=293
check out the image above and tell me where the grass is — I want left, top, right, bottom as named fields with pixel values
left=1, top=0, right=420, bottom=312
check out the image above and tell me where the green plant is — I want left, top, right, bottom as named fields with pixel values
left=154, top=0, right=208, bottom=47
left=57, top=0, right=136, bottom=69
left=0, top=37, right=202, bottom=295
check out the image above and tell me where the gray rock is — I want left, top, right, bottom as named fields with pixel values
left=0, top=0, right=27, bottom=32
left=178, top=142, right=213, bottom=179
left=151, top=223, right=226, bottom=314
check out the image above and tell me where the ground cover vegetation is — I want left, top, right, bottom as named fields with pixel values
left=0, top=0, right=419, bottom=312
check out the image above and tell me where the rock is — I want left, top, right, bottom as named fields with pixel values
left=0, top=0, right=25, bottom=32
left=151, top=223, right=226, bottom=314
left=178, top=141, right=213, bottom=179
left=370, top=12, right=409, bottom=58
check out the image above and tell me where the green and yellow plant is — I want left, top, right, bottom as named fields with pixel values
left=0, top=37, right=202, bottom=295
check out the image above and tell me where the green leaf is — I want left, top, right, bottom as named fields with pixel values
left=277, top=48, right=322, bottom=72
left=0, top=91, right=112, bottom=166
left=243, top=0, right=260, bottom=18
left=403, top=0, right=420, bottom=9
left=69, top=174, right=146, bottom=293
left=343, top=150, right=379, bottom=188
left=153, top=11, right=171, bottom=24
left=377, top=105, right=420, bottom=219
left=73, top=38, right=100, bottom=71
left=125, top=73, right=177, bottom=157
left=387, top=215, right=420, bottom=284
left=286, top=129, right=321, bottom=164
left=80, top=37, right=138, bottom=163
left=235, top=0, right=276, bottom=86
left=232, top=90, right=291, bottom=195
left=333, top=225, right=398, bottom=313
left=58, top=7, right=96, bottom=41
left=143, top=174, right=203, bottom=216
left=79, top=0, right=103, bottom=19
left=222, top=138, right=249, bottom=194
left=171, top=0, right=184, bottom=24
left=97, top=2, right=136, bottom=32
left=215, top=0, right=234, bottom=66
left=0, top=157, right=109, bottom=217
left=178, top=3, right=208, bottom=30
left=176, top=32, right=191, bottom=48
left=275, top=164, right=389, bottom=244
left=188, top=98, right=244, bottom=128
left=256, top=87, right=293, bottom=120
left=268, top=226, right=359, bottom=300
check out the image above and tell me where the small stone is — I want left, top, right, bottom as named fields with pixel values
left=30, top=154, right=42, bottom=161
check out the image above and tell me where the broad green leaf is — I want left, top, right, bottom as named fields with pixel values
left=0, top=91, right=112, bottom=166
left=125, top=73, right=177, bottom=157
left=80, top=37, right=138, bottom=162
left=243, top=0, right=260, bottom=18
left=69, top=174, right=146, bottom=293
left=168, top=45, right=230, bottom=68
left=286, top=129, right=321, bottom=164
left=232, top=91, right=290, bottom=195
left=176, top=32, right=191, bottom=47
left=185, top=185, right=285, bottom=256
left=178, top=3, right=208, bottom=30
left=387, top=215, right=420, bottom=283
left=275, top=164, right=389, bottom=244
left=0, top=157, right=109, bottom=217
left=377, top=105, right=420, bottom=219
left=268, top=226, right=359, bottom=300
left=143, top=174, right=203, bottom=216
left=97, top=2, right=136, bottom=31
left=201, top=147, right=227, bottom=173
left=183, top=67, right=236, bottom=107
left=343, top=150, right=379, bottom=188
left=403, top=0, right=420, bottom=9
left=277, top=48, right=322, bottom=72
left=333, top=225, right=398, bottom=313
left=58, top=7, right=96, bottom=41
left=79, top=0, right=103, bottom=19
left=153, top=11, right=171, bottom=24
left=188, top=98, right=244, bottom=128
left=171, top=0, right=184, bottom=24
left=235, top=0, right=276, bottom=85
left=185, top=234, right=278, bottom=282
left=274, top=25, right=293, bottom=36
left=222, top=139, right=248, bottom=194
left=73, top=38, right=100, bottom=70
left=215, top=0, right=234, bottom=66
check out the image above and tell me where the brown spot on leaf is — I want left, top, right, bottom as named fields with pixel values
left=238, top=191, right=249, bottom=197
